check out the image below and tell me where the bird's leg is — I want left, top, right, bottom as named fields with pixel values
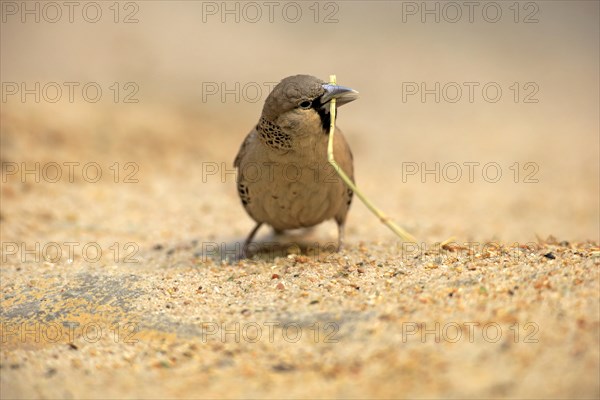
left=336, top=222, right=345, bottom=252
left=242, top=222, right=263, bottom=258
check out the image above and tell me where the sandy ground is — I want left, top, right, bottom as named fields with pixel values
left=1, top=1, right=599, bottom=399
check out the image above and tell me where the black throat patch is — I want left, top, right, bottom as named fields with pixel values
left=312, top=97, right=333, bottom=133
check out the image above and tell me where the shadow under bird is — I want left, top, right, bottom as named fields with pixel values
left=234, top=74, right=359, bottom=256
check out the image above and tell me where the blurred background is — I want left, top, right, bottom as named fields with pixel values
left=1, top=3, right=599, bottom=398
left=1, top=0, right=598, bottom=249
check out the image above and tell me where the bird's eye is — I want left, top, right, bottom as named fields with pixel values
left=299, top=101, right=312, bottom=109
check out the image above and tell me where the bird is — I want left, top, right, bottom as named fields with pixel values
left=234, top=74, right=358, bottom=257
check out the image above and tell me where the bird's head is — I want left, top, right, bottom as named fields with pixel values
left=261, top=75, right=359, bottom=135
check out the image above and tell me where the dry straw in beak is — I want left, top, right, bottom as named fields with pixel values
left=326, top=74, right=417, bottom=243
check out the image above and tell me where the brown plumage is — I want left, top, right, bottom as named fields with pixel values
left=234, top=75, right=358, bottom=256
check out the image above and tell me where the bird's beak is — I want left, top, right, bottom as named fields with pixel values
left=321, top=84, right=359, bottom=107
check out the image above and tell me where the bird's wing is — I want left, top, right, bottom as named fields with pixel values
left=234, top=129, right=256, bottom=168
